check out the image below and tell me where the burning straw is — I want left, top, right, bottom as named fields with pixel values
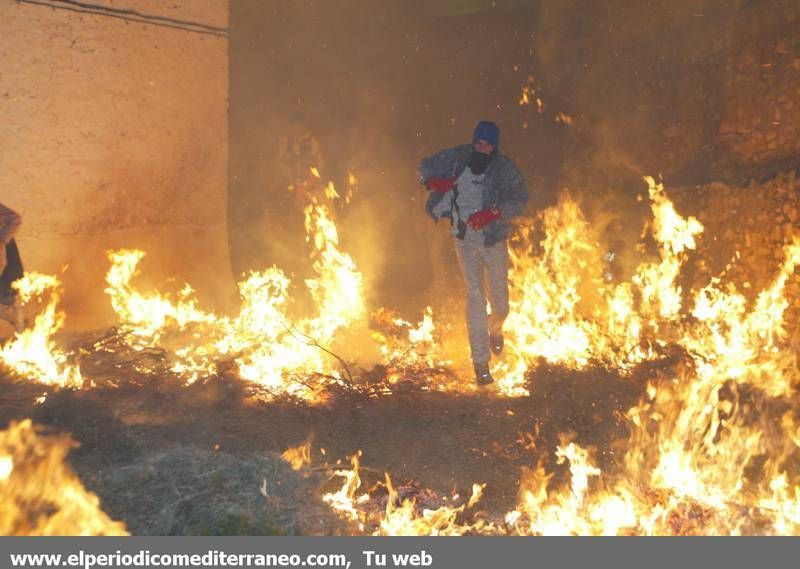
left=2, top=173, right=800, bottom=535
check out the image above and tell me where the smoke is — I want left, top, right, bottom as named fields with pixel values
left=228, top=0, right=786, bottom=366
left=229, top=1, right=550, bottom=333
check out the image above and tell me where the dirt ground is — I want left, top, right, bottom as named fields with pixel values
left=0, top=331, right=658, bottom=535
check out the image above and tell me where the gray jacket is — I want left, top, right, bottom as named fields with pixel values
left=419, top=144, right=528, bottom=247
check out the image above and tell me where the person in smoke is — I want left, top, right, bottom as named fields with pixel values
left=0, top=202, right=24, bottom=331
left=419, top=121, right=528, bottom=385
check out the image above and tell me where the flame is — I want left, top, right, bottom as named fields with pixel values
left=316, top=175, right=798, bottom=536
left=377, top=477, right=487, bottom=536
left=496, top=179, right=800, bottom=535
left=372, top=307, right=438, bottom=363
left=633, top=176, right=703, bottom=320
left=322, top=451, right=367, bottom=523
left=518, top=75, right=537, bottom=107
left=5, top=166, right=799, bottom=535
left=495, top=177, right=703, bottom=394
left=303, top=201, right=364, bottom=341
left=495, top=191, right=650, bottom=395
left=555, top=112, right=574, bottom=125
left=103, top=201, right=365, bottom=400
left=323, top=451, right=491, bottom=535
left=0, top=273, right=82, bottom=387
left=323, top=181, right=340, bottom=200
left=0, top=420, right=127, bottom=535
left=507, top=442, right=622, bottom=536
left=625, top=236, right=800, bottom=533
left=371, top=307, right=457, bottom=389
left=281, top=438, right=312, bottom=471
left=344, top=172, right=358, bottom=205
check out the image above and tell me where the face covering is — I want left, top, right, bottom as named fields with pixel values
left=467, top=149, right=494, bottom=174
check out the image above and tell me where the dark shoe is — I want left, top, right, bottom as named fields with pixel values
left=474, top=362, right=494, bottom=386
left=490, top=332, right=504, bottom=355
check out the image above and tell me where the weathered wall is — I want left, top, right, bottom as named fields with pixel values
left=718, top=6, right=800, bottom=174
left=532, top=0, right=800, bottom=188
left=669, top=170, right=800, bottom=345
left=0, top=0, right=229, bottom=329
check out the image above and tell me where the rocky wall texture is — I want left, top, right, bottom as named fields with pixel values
left=671, top=170, right=800, bottom=339
left=718, top=8, right=800, bottom=174
left=533, top=0, right=800, bottom=188
left=0, top=0, right=229, bottom=328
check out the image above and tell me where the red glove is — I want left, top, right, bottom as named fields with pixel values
left=426, top=176, right=457, bottom=193
left=467, top=207, right=501, bottom=230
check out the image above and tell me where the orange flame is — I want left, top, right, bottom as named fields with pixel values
left=1, top=274, right=82, bottom=387
left=103, top=202, right=365, bottom=400
left=0, top=420, right=127, bottom=535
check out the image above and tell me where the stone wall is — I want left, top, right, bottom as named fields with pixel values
left=0, top=0, right=230, bottom=329
left=671, top=170, right=800, bottom=336
left=718, top=7, right=800, bottom=175
left=532, top=0, right=800, bottom=188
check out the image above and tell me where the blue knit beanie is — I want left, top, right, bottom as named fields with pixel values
left=472, top=120, right=500, bottom=148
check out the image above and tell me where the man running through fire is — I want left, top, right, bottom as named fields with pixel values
left=419, top=121, right=528, bottom=385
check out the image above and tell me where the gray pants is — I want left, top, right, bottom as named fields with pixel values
left=454, top=238, right=509, bottom=365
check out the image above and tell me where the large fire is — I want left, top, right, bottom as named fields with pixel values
left=103, top=200, right=366, bottom=400
left=1, top=173, right=799, bottom=534
left=310, top=176, right=800, bottom=535
left=494, top=177, right=704, bottom=395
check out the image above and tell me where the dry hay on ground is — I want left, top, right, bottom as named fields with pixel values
left=89, top=446, right=346, bottom=536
